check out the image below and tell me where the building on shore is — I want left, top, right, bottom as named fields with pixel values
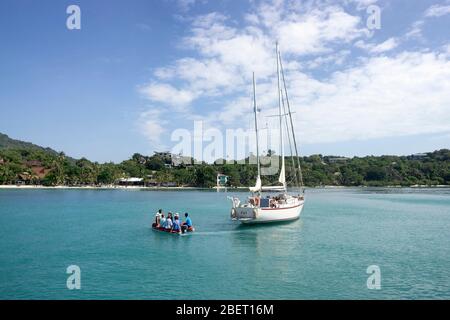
left=217, top=174, right=228, bottom=188
left=171, top=154, right=194, bottom=167
left=326, top=157, right=350, bottom=164
left=153, top=151, right=172, bottom=164
left=409, top=153, right=428, bottom=160
left=15, top=160, right=50, bottom=185
left=117, top=177, right=144, bottom=186
left=160, top=182, right=177, bottom=187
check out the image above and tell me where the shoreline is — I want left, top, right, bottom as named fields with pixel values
left=0, top=185, right=448, bottom=190
left=0, top=185, right=208, bottom=190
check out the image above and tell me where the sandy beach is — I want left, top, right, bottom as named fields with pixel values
left=0, top=185, right=201, bottom=190
left=0, top=185, right=256, bottom=191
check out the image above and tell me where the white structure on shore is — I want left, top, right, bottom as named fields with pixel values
left=118, top=177, right=144, bottom=186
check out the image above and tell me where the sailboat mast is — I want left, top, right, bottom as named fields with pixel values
left=279, top=51, right=304, bottom=191
left=276, top=43, right=286, bottom=191
left=252, top=72, right=261, bottom=181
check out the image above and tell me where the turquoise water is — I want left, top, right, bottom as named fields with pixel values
left=0, top=188, right=449, bottom=299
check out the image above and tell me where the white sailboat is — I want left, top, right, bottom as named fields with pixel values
left=230, top=44, right=305, bottom=224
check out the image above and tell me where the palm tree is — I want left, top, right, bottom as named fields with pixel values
left=52, top=152, right=67, bottom=185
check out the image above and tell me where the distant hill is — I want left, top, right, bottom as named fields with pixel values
left=0, top=132, right=73, bottom=160
left=0, top=131, right=448, bottom=187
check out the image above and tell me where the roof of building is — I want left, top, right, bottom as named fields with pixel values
left=119, top=177, right=143, bottom=182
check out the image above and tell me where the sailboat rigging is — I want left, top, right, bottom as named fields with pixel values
left=229, top=44, right=305, bottom=224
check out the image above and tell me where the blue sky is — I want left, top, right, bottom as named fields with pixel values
left=0, top=0, right=449, bottom=163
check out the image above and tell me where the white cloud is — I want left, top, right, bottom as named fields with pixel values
left=190, top=11, right=227, bottom=28
left=355, top=37, right=399, bottom=54
left=290, top=51, right=450, bottom=144
left=137, top=0, right=450, bottom=150
left=405, top=20, right=425, bottom=39
left=202, top=50, right=450, bottom=146
left=147, top=2, right=367, bottom=112
left=177, top=0, right=207, bottom=12
left=354, top=39, right=372, bottom=50
left=443, top=44, right=450, bottom=55
left=276, top=7, right=363, bottom=56
left=425, top=4, right=450, bottom=17
left=155, top=57, right=244, bottom=95
left=139, top=83, right=197, bottom=110
left=184, top=13, right=273, bottom=79
left=346, top=0, right=379, bottom=11
left=370, top=37, right=399, bottom=53
left=306, top=50, right=351, bottom=69
left=138, top=109, right=168, bottom=149
left=406, top=4, right=450, bottom=40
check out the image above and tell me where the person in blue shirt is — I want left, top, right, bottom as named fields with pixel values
left=182, top=212, right=193, bottom=232
left=159, top=214, right=166, bottom=230
left=172, top=215, right=181, bottom=233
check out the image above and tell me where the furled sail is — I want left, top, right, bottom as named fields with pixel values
left=249, top=176, right=262, bottom=193
left=278, top=162, right=286, bottom=188
left=249, top=72, right=262, bottom=194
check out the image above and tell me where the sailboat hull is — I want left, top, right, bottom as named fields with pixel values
left=234, top=200, right=304, bottom=224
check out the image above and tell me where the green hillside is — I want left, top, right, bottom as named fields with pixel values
left=0, top=132, right=449, bottom=187
left=0, top=133, right=60, bottom=156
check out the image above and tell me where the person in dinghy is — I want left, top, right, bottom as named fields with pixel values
left=152, top=210, right=195, bottom=234
left=152, top=209, right=163, bottom=228
left=181, top=212, right=195, bottom=233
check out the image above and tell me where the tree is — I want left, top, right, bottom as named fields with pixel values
left=1, top=140, right=449, bottom=187
left=194, top=166, right=217, bottom=187
left=96, top=164, right=117, bottom=184
left=120, top=159, right=145, bottom=178
left=42, top=172, right=57, bottom=186
left=146, top=156, right=165, bottom=171
left=365, top=167, right=387, bottom=182
left=75, top=158, right=96, bottom=185
left=132, top=153, right=147, bottom=164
